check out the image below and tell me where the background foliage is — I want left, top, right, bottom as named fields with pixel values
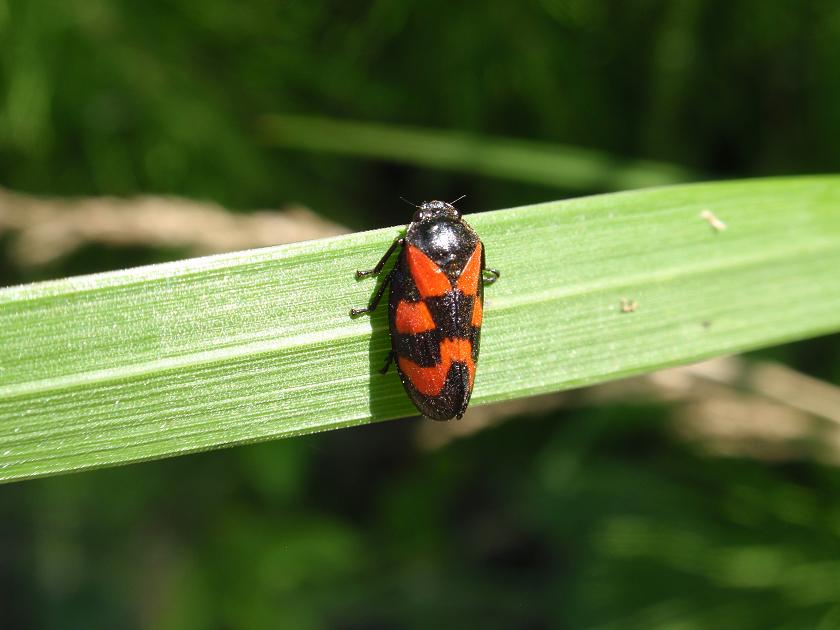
left=2, top=0, right=840, bottom=627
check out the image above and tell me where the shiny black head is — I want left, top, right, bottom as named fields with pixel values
left=411, top=200, right=461, bottom=224
left=404, top=199, right=478, bottom=270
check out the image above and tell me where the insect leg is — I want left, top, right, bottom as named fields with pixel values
left=355, top=237, right=404, bottom=279
left=350, top=266, right=397, bottom=317
left=482, top=268, right=501, bottom=285
left=379, top=350, right=395, bottom=374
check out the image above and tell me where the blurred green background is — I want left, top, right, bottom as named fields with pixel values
left=3, top=1, right=840, bottom=628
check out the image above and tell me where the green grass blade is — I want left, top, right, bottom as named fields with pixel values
left=2, top=176, right=840, bottom=483
left=260, top=114, right=698, bottom=190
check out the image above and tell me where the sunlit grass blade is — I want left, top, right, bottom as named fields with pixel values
left=2, top=176, right=840, bottom=483
left=259, top=114, right=698, bottom=191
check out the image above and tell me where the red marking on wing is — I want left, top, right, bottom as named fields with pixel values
left=395, top=300, right=436, bottom=334
left=456, top=243, right=482, bottom=296
left=406, top=245, right=451, bottom=297
left=471, top=297, right=483, bottom=327
left=398, top=338, right=475, bottom=397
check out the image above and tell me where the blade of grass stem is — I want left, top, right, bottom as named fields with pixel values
left=259, top=114, right=698, bottom=191
left=1, top=176, right=839, bottom=482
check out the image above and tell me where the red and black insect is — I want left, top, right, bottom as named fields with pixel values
left=350, top=200, right=499, bottom=420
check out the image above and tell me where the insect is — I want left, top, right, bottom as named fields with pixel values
left=350, top=200, right=500, bottom=421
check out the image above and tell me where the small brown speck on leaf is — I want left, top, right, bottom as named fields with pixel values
left=620, top=298, right=637, bottom=313
left=700, top=209, right=727, bottom=232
